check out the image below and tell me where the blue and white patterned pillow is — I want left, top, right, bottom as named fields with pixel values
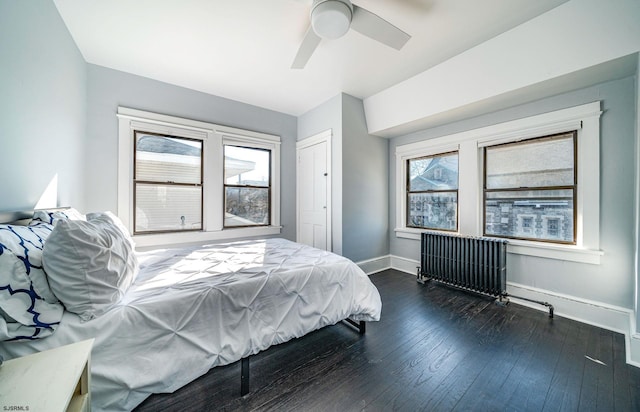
left=30, top=208, right=85, bottom=226
left=0, top=223, right=64, bottom=341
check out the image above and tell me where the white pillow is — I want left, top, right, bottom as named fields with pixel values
left=43, top=216, right=139, bottom=321
left=86, top=211, right=135, bottom=249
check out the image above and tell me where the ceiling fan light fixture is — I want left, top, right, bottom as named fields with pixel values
left=311, top=0, right=353, bottom=40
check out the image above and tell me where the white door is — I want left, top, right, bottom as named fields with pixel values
left=297, top=132, right=331, bottom=251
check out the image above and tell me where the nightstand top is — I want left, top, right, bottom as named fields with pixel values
left=0, top=339, right=94, bottom=412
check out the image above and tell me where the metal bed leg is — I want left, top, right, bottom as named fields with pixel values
left=240, top=357, right=250, bottom=396
left=344, top=318, right=366, bottom=334
left=240, top=317, right=365, bottom=397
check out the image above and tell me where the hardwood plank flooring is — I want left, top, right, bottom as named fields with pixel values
left=135, top=269, right=640, bottom=412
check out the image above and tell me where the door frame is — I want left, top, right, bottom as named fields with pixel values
left=296, top=129, right=332, bottom=251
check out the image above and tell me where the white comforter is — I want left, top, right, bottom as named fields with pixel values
left=0, top=238, right=382, bottom=411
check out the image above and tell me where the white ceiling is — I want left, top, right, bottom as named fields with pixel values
left=54, top=0, right=568, bottom=117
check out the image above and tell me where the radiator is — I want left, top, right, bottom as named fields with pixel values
left=418, top=232, right=554, bottom=317
left=419, top=232, right=507, bottom=298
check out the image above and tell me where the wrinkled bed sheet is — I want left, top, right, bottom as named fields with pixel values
left=0, top=238, right=382, bottom=411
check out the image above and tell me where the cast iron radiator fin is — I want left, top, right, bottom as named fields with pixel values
left=417, top=232, right=553, bottom=317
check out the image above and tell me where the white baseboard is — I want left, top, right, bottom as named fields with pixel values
left=390, top=255, right=419, bottom=275
left=627, top=311, right=640, bottom=368
left=495, top=283, right=640, bottom=368
left=506, top=281, right=633, bottom=335
left=356, top=255, right=391, bottom=275
left=358, top=253, right=640, bottom=368
left=627, top=334, right=640, bottom=368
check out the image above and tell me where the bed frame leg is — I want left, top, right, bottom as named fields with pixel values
left=358, top=321, right=366, bottom=334
left=241, top=357, right=250, bottom=396
left=344, top=318, right=366, bottom=334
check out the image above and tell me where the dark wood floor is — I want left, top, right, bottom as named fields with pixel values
left=136, top=269, right=640, bottom=411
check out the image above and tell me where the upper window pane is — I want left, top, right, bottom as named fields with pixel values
left=485, top=133, right=574, bottom=190
left=407, top=151, right=458, bottom=232
left=409, top=153, right=458, bottom=191
left=224, top=146, right=270, bottom=187
left=135, top=132, right=202, bottom=184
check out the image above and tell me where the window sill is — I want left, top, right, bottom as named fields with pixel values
left=394, top=227, right=602, bottom=265
left=133, top=226, right=282, bottom=249
left=506, top=239, right=602, bottom=265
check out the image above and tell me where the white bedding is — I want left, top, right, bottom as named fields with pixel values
left=0, top=238, right=381, bottom=411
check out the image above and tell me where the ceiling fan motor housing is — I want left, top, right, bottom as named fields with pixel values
left=311, top=0, right=354, bottom=39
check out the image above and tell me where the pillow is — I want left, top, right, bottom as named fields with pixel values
left=43, top=216, right=139, bottom=321
left=31, top=207, right=85, bottom=226
left=0, top=223, right=64, bottom=340
left=86, top=211, right=135, bottom=249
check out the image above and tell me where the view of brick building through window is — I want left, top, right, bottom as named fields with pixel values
left=406, top=132, right=575, bottom=244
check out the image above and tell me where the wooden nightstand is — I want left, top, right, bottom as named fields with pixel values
left=0, top=339, right=94, bottom=412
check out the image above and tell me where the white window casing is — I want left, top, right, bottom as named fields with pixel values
left=117, top=107, right=281, bottom=248
left=395, top=101, right=603, bottom=264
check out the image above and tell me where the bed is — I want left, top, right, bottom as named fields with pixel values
left=0, top=209, right=382, bottom=411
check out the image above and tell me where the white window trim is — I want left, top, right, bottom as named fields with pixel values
left=395, top=101, right=603, bottom=265
left=117, top=107, right=281, bottom=248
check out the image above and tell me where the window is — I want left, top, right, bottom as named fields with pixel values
left=117, top=107, right=281, bottom=248
left=484, top=132, right=576, bottom=244
left=546, top=217, right=560, bottom=238
left=406, top=152, right=458, bottom=231
left=134, top=131, right=203, bottom=234
left=224, top=145, right=271, bottom=227
left=519, top=216, right=535, bottom=236
left=395, top=101, right=602, bottom=264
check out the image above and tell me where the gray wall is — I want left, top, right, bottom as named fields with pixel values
left=297, top=93, right=389, bottom=261
left=341, top=94, right=389, bottom=262
left=389, top=76, right=637, bottom=309
left=297, top=94, right=342, bottom=143
left=0, top=1, right=86, bottom=212
left=85, top=64, right=298, bottom=241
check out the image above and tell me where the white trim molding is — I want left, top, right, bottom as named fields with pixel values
left=117, top=107, right=281, bottom=248
left=395, top=101, right=603, bottom=264
left=356, top=255, right=391, bottom=275
left=507, top=281, right=640, bottom=368
left=629, top=331, right=640, bottom=368
left=390, top=255, right=420, bottom=276
left=506, top=282, right=632, bottom=334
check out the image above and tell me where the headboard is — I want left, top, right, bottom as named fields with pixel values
left=0, top=210, right=34, bottom=224
left=0, top=207, right=71, bottom=225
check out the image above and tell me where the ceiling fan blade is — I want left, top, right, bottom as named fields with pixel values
left=351, top=5, right=410, bottom=50
left=291, top=26, right=322, bottom=69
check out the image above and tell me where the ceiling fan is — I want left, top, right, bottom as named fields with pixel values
left=291, top=0, right=411, bottom=69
